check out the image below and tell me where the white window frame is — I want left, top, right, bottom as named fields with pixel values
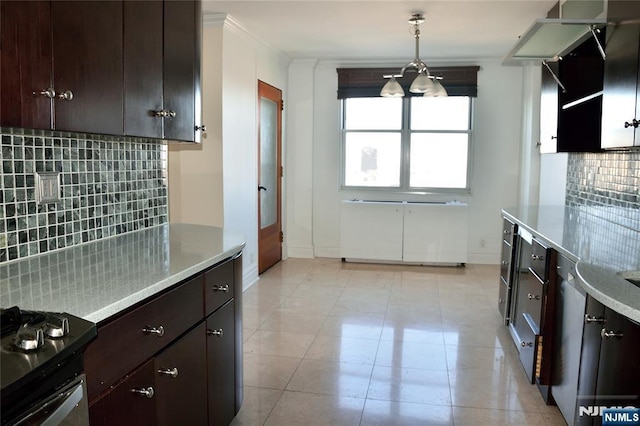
left=340, top=96, right=474, bottom=194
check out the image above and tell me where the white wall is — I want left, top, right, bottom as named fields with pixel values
left=169, top=15, right=289, bottom=287
left=285, top=60, right=525, bottom=264
left=539, top=153, right=568, bottom=205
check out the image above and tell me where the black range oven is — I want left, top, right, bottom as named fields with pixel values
left=1, top=306, right=97, bottom=425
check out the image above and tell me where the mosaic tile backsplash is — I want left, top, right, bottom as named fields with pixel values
left=0, top=128, right=168, bottom=262
left=566, top=150, right=640, bottom=231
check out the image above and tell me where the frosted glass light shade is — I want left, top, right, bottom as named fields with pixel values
left=433, top=80, right=448, bottom=97
left=409, top=73, right=434, bottom=93
left=380, top=77, right=405, bottom=97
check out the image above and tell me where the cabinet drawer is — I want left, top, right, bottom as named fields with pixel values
left=206, top=301, right=236, bottom=426
left=500, top=240, right=512, bottom=282
left=517, top=314, right=538, bottom=384
left=204, top=260, right=234, bottom=315
left=85, top=275, right=204, bottom=401
left=530, top=239, right=551, bottom=281
left=502, top=218, right=516, bottom=243
left=522, top=272, right=544, bottom=330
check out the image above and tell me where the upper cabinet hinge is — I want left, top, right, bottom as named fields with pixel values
left=280, top=232, right=284, bottom=243
left=281, top=166, right=284, bottom=177
left=542, top=60, right=567, bottom=93
left=280, top=100, right=284, bottom=111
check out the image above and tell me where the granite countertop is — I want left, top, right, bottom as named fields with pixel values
left=503, top=205, right=640, bottom=323
left=0, top=223, right=245, bottom=324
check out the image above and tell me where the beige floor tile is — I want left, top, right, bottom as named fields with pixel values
left=380, top=319, right=444, bottom=345
left=243, top=307, right=273, bottom=329
left=264, top=391, right=365, bottom=426
left=243, top=353, right=302, bottom=389
left=442, top=323, right=511, bottom=348
left=319, top=312, right=385, bottom=340
left=305, top=334, right=380, bottom=365
left=367, top=366, right=451, bottom=406
left=244, top=330, right=315, bottom=358
left=277, top=296, right=337, bottom=315
left=445, top=345, right=511, bottom=371
left=360, top=399, right=454, bottom=426
left=438, top=292, right=493, bottom=309
left=437, top=280, right=487, bottom=295
left=440, top=306, right=502, bottom=326
left=243, top=328, right=256, bottom=343
left=288, top=284, right=344, bottom=302
left=452, top=407, right=547, bottom=426
left=331, top=297, right=389, bottom=315
left=230, top=386, right=282, bottom=426
left=286, top=359, right=374, bottom=398
left=375, top=340, right=448, bottom=371
left=260, top=310, right=327, bottom=335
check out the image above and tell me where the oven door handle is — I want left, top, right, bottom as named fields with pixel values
left=16, top=378, right=85, bottom=426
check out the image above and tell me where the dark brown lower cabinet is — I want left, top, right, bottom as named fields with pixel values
left=156, top=323, right=208, bottom=426
left=89, top=359, right=157, bottom=426
left=206, top=301, right=236, bottom=426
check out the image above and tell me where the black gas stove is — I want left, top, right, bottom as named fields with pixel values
left=0, top=306, right=97, bottom=425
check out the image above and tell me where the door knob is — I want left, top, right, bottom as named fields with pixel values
left=624, top=119, right=639, bottom=128
left=34, top=88, right=56, bottom=99
left=258, top=185, right=267, bottom=191
left=57, top=90, right=73, bottom=101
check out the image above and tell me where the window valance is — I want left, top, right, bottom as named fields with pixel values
left=337, top=66, right=480, bottom=99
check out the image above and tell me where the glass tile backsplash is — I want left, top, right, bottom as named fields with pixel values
left=0, top=128, right=168, bottom=262
left=566, top=150, right=640, bottom=231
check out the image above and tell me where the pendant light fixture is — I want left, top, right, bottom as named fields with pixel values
left=381, top=14, right=447, bottom=97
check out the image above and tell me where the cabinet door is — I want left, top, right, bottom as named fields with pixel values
left=402, top=204, right=468, bottom=264
left=89, top=359, right=157, bottom=426
left=155, top=323, right=208, bottom=426
left=577, top=296, right=605, bottom=426
left=601, top=22, right=640, bottom=149
left=163, top=0, right=202, bottom=142
left=595, top=308, right=640, bottom=414
left=539, top=62, right=559, bottom=153
left=206, top=301, right=236, bottom=426
left=51, top=1, right=123, bottom=135
left=0, top=1, right=52, bottom=129
left=124, top=0, right=164, bottom=138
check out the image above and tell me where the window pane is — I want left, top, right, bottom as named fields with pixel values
left=345, top=97, right=402, bottom=130
left=345, top=132, right=401, bottom=187
left=410, top=133, right=468, bottom=188
left=411, top=97, right=470, bottom=130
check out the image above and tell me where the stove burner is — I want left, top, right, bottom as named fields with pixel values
left=43, top=314, right=70, bottom=338
left=14, top=324, right=45, bottom=351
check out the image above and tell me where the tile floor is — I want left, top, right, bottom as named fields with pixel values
left=231, top=258, right=566, bottom=426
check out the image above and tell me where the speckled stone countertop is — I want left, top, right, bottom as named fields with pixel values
left=0, top=224, right=245, bottom=324
left=503, top=205, right=640, bottom=323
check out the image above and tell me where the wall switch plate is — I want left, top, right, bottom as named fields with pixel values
left=36, top=172, right=61, bottom=205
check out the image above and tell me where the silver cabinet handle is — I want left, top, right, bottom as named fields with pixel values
left=503, top=229, right=511, bottom=235
left=531, top=254, right=544, bottom=261
left=624, top=119, right=639, bottom=128
left=57, top=90, right=73, bottom=101
left=195, top=125, right=206, bottom=131
left=521, top=341, right=533, bottom=347
left=158, top=368, right=179, bottom=378
left=527, top=293, right=540, bottom=300
left=584, top=314, right=605, bottom=324
left=131, top=387, right=154, bottom=398
left=501, top=261, right=508, bottom=266
left=498, top=298, right=505, bottom=304
left=142, top=325, right=165, bottom=337
left=601, top=329, right=623, bottom=339
left=212, top=284, right=229, bottom=293
left=34, top=88, right=56, bottom=99
left=153, top=110, right=176, bottom=118
left=207, top=328, right=224, bottom=337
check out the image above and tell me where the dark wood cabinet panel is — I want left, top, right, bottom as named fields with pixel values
left=163, top=0, right=202, bottom=142
left=89, top=359, right=157, bottom=426
left=51, top=1, right=124, bottom=135
left=206, top=301, right=236, bottom=426
left=0, top=1, right=53, bottom=129
left=124, top=0, right=164, bottom=138
left=155, top=323, right=208, bottom=426
left=205, top=259, right=235, bottom=316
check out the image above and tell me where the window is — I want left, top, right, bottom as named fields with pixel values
left=342, top=96, right=472, bottom=192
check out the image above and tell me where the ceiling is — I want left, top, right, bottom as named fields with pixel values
left=201, top=0, right=557, bottom=62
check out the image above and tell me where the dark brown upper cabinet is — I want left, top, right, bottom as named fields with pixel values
left=164, top=0, right=203, bottom=143
left=538, top=30, right=605, bottom=153
left=124, top=1, right=164, bottom=139
left=1, top=1, right=53, bottom=129
left=600, top=1, right=640, bottom=149
left=1, top=1, right=123, bottom=135
left=1, top=0, right=202, bottom=143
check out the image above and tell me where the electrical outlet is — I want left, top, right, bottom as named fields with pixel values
left=0, top=233, right=6, bottom=249
left=36, top=172, right=61, bottom=205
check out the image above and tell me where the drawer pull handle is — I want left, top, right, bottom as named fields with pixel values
left=498, top=298, right=505, bottom=304
left=207, top=328, right=224, bottom=337
left=212, top=284, right=230, bottom=293
left=501, top=261, right=508, bottom=266
left=531, top=254, right=544, bottom=261
left=142, top=325, right=165, bottom=337
left=34, top=88, right=56, bottom=99
left=527, top=293, right=540, bottom=300
left=600, top=329, right=623, bottom=339
left=503, top=230, right=511, bottom=235
left=131, top=387, right=155, bottom=398
left=521, top=341, right=533, bottom=348
left=158, top=368, right=179, bottom=378
left=57, top=90, right=73, bottom=101
left=584, top=314, right=604, bottom=324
